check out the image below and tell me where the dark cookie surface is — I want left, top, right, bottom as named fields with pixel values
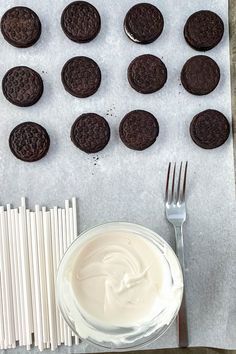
left=61, top=1, right=101, bottom=43
left=128, top=54, right=167, bottom=94
left=181, top=55, right=220, bottom=95
left=61, top=56, right=101, bottom=98
left=190, top=109, right=230, bottom=149
left=71, top=113, right=110, bottom=153
left=124, top=3, right=164, bottom=44
left=119, top=110, right=159, bottom=150
left=1, top=6, right=41, bottom=48
left=184, top=10, right=224, bottom=51
left=9, top=122, right=50, bottom=162
left=2, top=66, right=43, bottom=107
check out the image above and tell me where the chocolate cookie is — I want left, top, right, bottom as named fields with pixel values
left=61, top=56, right=101, bottom=98
left=181, top=55, right=220, bottom=95
left=184, top=10, right=224, bottom=51
left=2, top=66, right=44, bottom=107
left=124, top=3, right=164, bottom=44
left=128, top=54, right=167, bottom=94
left=190, top=109, right=230, bottom=149
left=61, top=1, right=101, bottom=43
left=71, top=113, right=110, bottom=153
left=1, top=6, right=41, bottom=48
left=9, top=122, right=50, bottom=162
left=119, top=110, right=159, bottom=150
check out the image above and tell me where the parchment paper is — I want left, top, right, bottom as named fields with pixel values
left=0, top=0, right=236, bottom=352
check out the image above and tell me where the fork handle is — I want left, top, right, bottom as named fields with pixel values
left=174, top=225, right=188, bottom=348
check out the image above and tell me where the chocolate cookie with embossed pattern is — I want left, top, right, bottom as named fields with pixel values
left=128, top=54, right=167, bottom=94
left=9, top=122, right=50, bottom=162
left=71, top=113, right=110, bottom=153
left=181, top=55, right=220, bottom=95
left=119, top=110, right=159, bottom=150
left=190, top=109, right=230, bottom=149
left=1, top=6, right=41, bottom=48
left=124, top=3, right=164, bottom=44
left=2, top=66, right=43, bottom=107
left=184, top=10, right=224, bottom=51
left=61, top=1, right=101, bottom=43
left=61, top=56, right=101, bottom=98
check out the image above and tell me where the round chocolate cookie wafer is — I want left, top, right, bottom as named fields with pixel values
left=9, top=122, right=50, bottom=162
left=128, top=54, right=167, bottom=94
left=61, top=56, right=101, bottom=98
left=2, top=66, right=44, bottom=107
left=119, top=110, right=159, bottom=150
left=190, top=109, right=230, bottom=149
left=71, top=113, right=110, bottom=153
left=184, top=10, right=224, bottom=51
left=124, top=3, right=164, bottom=44
left=1, top=6, right=41, bottom=48
left=61, top=1, right=101, bottom=43
left=181, top=55, right=220, bottom=95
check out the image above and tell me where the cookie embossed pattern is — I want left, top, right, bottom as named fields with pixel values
left=1, top=6, right=41, bottom=47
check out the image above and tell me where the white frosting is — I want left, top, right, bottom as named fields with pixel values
left=57, top=223, right=183, bottom=347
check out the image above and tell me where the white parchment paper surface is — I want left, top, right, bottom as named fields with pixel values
left=0, top=0, right=236, bottom=352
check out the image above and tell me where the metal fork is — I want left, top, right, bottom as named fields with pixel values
left=165, top=162, right=188, bottom=348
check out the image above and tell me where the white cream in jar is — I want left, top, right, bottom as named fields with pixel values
left=57, top=223, right=183, bottom=348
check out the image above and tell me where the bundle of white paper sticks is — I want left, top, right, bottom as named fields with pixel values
left=0, top=197, right=79, bottom=351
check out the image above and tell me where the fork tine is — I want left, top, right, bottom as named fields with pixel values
left=171, top=163, right=176, bottom=203
left=182, top=161, right=188, bottom=201
left=165, top=162, right=171, bottom=202
left=177, top=162, right=183, bottom=203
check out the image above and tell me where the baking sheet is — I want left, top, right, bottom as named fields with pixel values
left=0, top=0, right=236, bottom=352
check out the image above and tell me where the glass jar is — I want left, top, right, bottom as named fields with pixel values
left=57, top=222, right=183, bottom=350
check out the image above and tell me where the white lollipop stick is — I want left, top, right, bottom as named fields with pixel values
left=0, top=208, right=15, bottom=348
left=14, top=209, right=25, bottom=346
left=69, top=206, right=79, bottom=345
left=72, top=198, right=78, bottom=240
left=26, top=209, right=37, bottom=346
left=42, top=208, right=57, bottom=351
left=61, top=209, right=68, bottom=346
left=71, top=198, right=80, bottom=345
left=56, top=208, right=65, bottom=345
left=65, top=201, right=72, bottom=346
left=10, top=209, right=21, bottom=344
left=6, top=205, right=17, bottom=347
left=65, top=200, right=71, bottom=247
left=53, top=207, right=64, bottom=345
left=30, top=212, right=44, bottom=351
left=35, top=205, right=49, bottom=347
left=19, top=206, right=32, bottom=350
left=19, top=202, right=33, bottom=349
left=50, top=209, right=61, bottom=347
left=69, top=208, right=74, bottom=247
left=0, top=272, right=5, bottom=348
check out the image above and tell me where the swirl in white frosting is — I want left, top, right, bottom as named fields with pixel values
left=72, top=237, right=172, bottom=327
left=57, top=223, right=183, bottom=346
